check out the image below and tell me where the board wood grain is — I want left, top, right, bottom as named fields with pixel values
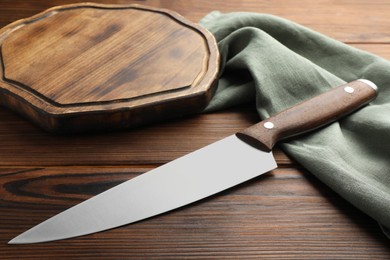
left=0, top=3, right=219, bottom=133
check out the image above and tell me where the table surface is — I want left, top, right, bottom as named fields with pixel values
left=1, top=1, right=389, bottom=259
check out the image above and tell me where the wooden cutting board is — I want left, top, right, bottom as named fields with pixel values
left=0, top=3, right=219, bottom=133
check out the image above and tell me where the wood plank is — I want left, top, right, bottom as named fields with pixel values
left=1, top=166, right=389, bottom=259
left=0, top=105, right=293, bottom=166
left=352, top=44, right=390, bottom=60
left=1, top=0, right=390, bottom=43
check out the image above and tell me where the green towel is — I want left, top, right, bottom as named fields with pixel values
left=200, top=11, right=390, bottom=238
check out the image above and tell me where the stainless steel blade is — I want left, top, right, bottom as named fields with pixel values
left=9, top=135, right=276, bottom=244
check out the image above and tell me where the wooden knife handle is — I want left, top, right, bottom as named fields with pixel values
left=236, top=79, right=378, bottom=151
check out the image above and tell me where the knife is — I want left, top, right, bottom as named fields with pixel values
left=9, top=79, right=377, bottom=244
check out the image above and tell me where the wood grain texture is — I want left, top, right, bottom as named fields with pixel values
left=237, top=80, right=378, bottom=151
left=1, top=1, right=390, bottom=259
left=0, top=0, right=390, bottom=43
left=0, top=3, right=219, bottom=132
left=0, top=106, right=293, bottom=166
left=1, top=167, right=390, bottom=259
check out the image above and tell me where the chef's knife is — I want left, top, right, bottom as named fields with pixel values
left=9, top=79, right=377, bottom=244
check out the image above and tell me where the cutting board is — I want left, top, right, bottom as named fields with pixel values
left=0, top=3, right=219, bottom=133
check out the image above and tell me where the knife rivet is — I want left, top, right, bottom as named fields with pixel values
left=264, top=122, right=274, bottom=129
left=344, top=86, right=355, bottom=94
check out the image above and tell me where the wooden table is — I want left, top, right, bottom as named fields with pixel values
left=1, top=1, right=389, bottom=259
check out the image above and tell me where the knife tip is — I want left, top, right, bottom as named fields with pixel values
left=8, top=237, right=43, bottom=244
left=8, top=237, right=22, bottom=244
left=8, top=233, right=42, bottom=244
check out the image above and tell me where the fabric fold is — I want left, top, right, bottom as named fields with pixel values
left=200, top=11, right=390, bottom=237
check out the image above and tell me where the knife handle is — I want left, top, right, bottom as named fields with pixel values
left=236, top=79, right=378, bottom=152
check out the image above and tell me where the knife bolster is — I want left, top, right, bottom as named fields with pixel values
left=236, top=128, right=276, bottom=152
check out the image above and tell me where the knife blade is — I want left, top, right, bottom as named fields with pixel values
left=9, top=79, right=377, bottom=244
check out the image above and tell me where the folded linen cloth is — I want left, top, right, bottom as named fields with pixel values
left=200, top=11, right=390, bottom=238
